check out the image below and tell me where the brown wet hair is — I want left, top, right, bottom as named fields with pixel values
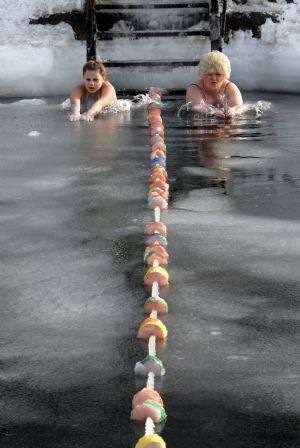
left=83, top=60, right=107, bottom=79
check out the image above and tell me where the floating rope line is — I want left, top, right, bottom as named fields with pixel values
left=132, top=88, right=169, bottom=448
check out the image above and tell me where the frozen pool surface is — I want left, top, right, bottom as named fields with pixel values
left=0, top=92, right=299, bottom=447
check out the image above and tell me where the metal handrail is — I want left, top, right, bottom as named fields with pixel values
left=220, top=0, right=228, bottom=49
left=95, top=2, right=209, bottom=9
left=85, top=0, right=228, bottom=61
left=86, top=0, right=97, bottom=60
left=209, top=0, right=227, bottom=51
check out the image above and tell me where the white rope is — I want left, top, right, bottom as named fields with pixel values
left=150, top=310, right=158, bottom=319
left=148, top=334, right=156, bottom=356
left=154, top=206, right=161, bottom=222
left=143, top=169, right=162, bottom=440
left=146, top=371, right=155, bottom=390
left=145, top=416, right=155, bottom=435
left=151, top=278, right=159, bottom=295
left=147, top=103, right=162, bottom=394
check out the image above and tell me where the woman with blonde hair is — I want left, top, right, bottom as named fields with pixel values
left=186, top=51, right=243, bottom=117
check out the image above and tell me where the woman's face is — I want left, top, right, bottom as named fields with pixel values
left=83, top=69, right=104, bottom=94
left=203, top=71, right=225, bottom=91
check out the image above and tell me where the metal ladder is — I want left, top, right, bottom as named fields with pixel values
left=86, top=1, right=227, bottom=68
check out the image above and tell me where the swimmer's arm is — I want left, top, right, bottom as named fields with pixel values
left=223, top=83, right=243, bottom=116
left=186, top=84, right=204, bottom=109
left=69, top=84, right=85, bottom=121
left=185, top=85, right=212, bottom=113
left=86, top=81, right=117, bottom=117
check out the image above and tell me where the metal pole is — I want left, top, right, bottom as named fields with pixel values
left=86, top=0, right=97, bottom=60
left=219, top=0, right=227, bottom=51
left=209, top=0, right=221, bottom=51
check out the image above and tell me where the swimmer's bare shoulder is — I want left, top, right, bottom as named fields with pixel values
left=186, top=83, right=204, bottom=105
left=70, top=83, right=86, bottom=100
left=226, top=82, right=243, bottom=107
left=101, top=80, right=117, bottom=102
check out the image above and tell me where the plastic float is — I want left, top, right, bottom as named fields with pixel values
left=138, top=317, right=168, bottom=339
left=132, top=388, right=164, bottom=407
left=144, top=267, right=169, bottom=287
left=148, top=180, right=168, bottom=192
left=149, top=165, right=168, bottom=180
left=151, top=141, right=166, bottom=152
left=134, top=354, right=166, bottom=377
left=144, top=222, right=167, bottom=237
left=144, top=243, right=169, bottom=267
left=144, top=296, right=168, bottom=315
left=149, top=153, right=166, bottom=164
left=133, top=88, right=169, bottom=448
left=148, top=170, right=168, bottom=183
left=131, top=400, right=167, bottom=423
left=135, top=434, right=166, bottom=448
left=145, top=233, right=168, bottom=248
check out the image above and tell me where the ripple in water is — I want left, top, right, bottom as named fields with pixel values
left=177, top=100, right=272, bottom=119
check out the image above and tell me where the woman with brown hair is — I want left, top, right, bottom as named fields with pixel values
left=69, top=60, right=117, bottom=122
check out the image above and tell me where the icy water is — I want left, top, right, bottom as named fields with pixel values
left=0, top=92, right=299, bottom=448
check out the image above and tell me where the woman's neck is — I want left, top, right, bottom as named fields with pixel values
left=201, top=79, right=223, bottom=98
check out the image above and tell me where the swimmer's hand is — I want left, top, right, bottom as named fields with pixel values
left=192, top=100, right=214, bottom=114
left=81, top=112, right=95, bottom=122
left=69, top=112, right=82, bottom=122
left=215, top=107, right=234, bottom=118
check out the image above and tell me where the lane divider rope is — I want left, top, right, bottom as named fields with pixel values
left=133, top=87, right=169, bottom=448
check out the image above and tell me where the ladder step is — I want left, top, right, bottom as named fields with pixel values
left=96, top=3, right=209, bottom=10
left=103, top=59, right=200, bottom=67
left=97, top=30, right=210, bottom=39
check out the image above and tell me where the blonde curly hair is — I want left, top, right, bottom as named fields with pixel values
left=198, top=51, right=231, bottom=80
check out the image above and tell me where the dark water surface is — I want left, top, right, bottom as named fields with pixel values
left=0, top=93, right=299, bottom=447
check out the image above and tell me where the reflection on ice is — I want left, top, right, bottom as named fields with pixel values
left=169, top=94, right=300, bottom=224
left=0, top=98, right=47, bottom=106
left=226, top=355, right=249, bottom=361
left=172, top=188, right=232, bottom=213
left=28, top=130, right=41, bottom=137
left=0, top=92, right=300, bottom=447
